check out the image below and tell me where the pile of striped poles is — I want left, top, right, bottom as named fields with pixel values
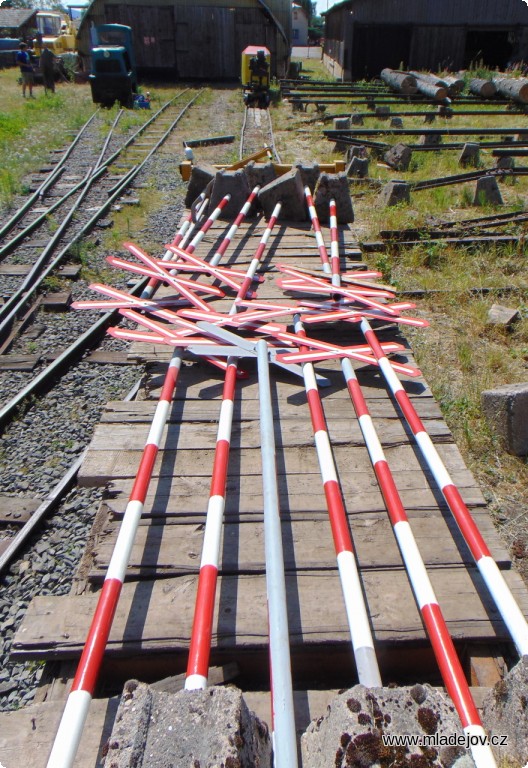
left=47, top=180, right=528, bottom=768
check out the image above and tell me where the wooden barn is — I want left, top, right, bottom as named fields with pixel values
left=323, top=0, right=528, bottom=80
left=76, top=0, right=291, bottom=79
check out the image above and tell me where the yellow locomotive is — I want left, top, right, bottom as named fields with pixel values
left=241, top=46, right=271, bottom=108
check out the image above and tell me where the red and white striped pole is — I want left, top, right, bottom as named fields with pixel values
left=329, top=198, right=341, bottom=289
left=292, top=313, right=382, bottom=687
left=341, top=356, right=496, bottom=767
left=46, top=352, right=183, bottom=768
left=234, top=200, right=282, bottom=302
left=185, top=202, right=283, bottom=688
left=304, top=186, right=331, bottom=275
left=210, top=185, right=260, bottom=265
left=185, top=356, right=238, bottom=689
left=141, top=193, right=209, bottom=300
left=186, top=194, right=231, bottom=254
left=361, top=317, right=528, bottom=658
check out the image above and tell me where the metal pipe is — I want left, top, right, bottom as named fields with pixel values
left=256, top=338, right=298, bottom=768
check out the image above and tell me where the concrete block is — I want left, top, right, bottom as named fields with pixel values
left=495, top=156, right=515, bottom=171
left=375, top=106, right=391, bottom=119
left=481, top=382, right=528, bottom=455
left=184, top=162, right=217, bottom=208
left=302, top=684, right=472, bottom=768
left=458, top=142, right=480, bottom=167
left=258, top=167, right=307, bottom=221
left=379, top=180, right=411, bottom=207
left=103, top=680, right=272, bottom=768
left=483, top=658, right=528, bottom=764
left=333, top=117, right=350, bottom=130
left=346, top=145, right=367, bottom=161
left=487, top=303, right=521, bottom=327
left=419, top=132, right=442, bottom=146
left=473, top=176, right=503, bottom=205
left=314, top=172, right=354, bottom=223
left=384, top=142, right=412, bottom=171
left=347, top=156, right=369, bottom=178
left=390, top=116, right=403, bottom=128
left=351, top=113, right=364, bottom=125
left=294, top=162, right=320, bottom=192
left=438, top=105, right=454, bottom=118
left=209, top=168, right=251, bottom=219
left=244, top=160, right=276, bottom=191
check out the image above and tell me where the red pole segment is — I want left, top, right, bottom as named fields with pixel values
left=46, top=352, right=183, bottom=768
left=184, top=202, right=283, bottom=689
left=186, top=194, right=231, bottom=254
left=185, top=357, right=238, bottom=689
left=293, top=314, right=382, bottom=687
left=141, top=193, right=209, bottom=300
left=360, top=317, right=528, bottom=658
left=329, top=198, right=341, bottom=289
left=341, top=357, right=496, bottom=767
left=304, top=186, right=331, bottom=274
left=210, top=186, right=260, bottom=265
left=235, top=201, right=282, bottom=302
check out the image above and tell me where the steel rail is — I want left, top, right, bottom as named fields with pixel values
left=0, top=378, right=139, bottom=575
left=0, top=93, right=190, bottom=260
left=0, top=108, right=100, bottom=242
left=0, top=92, right=203, bottom=344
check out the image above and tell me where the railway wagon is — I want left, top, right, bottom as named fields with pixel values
left=76, top=0, right=291, bottom=80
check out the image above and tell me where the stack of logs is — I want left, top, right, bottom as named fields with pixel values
left=381, top=67, right=528, bottom=104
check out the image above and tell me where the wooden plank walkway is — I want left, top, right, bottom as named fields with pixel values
left=11, top=215, right=528, bottom=729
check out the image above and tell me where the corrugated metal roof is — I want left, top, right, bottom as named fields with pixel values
left=0, top=8, right=37, bottom=30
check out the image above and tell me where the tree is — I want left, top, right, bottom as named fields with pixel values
left=297, top=0, right=316, bottom=23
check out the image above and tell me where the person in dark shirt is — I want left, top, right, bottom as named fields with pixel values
left=16, top=42, right=35, bottom=98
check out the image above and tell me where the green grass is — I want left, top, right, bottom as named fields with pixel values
left=0, top=70, right=94, bottom=208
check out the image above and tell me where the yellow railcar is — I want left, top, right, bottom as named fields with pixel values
left=241, top=45, right=271, bottom=108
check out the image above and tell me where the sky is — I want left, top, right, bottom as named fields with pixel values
left=314, top=0, right=338, bottom=17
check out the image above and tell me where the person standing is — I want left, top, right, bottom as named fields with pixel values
left=40, top=44, right=56, bottom=94
left=16, top=42, right=35, bottom=98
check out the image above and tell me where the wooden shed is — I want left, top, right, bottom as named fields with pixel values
left=0, top=8, right=39, bottom=43
left=323, top=0, right=528, bottom=80
left=76, top=0, right=291, bottom=79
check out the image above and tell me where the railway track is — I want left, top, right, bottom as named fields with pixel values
left=1, top=85, right=528, bottom=768
left=240, top=105, right=281, bottom=162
